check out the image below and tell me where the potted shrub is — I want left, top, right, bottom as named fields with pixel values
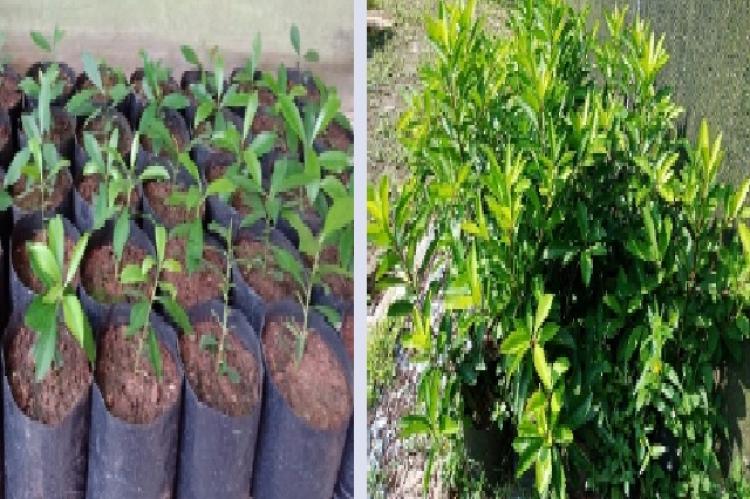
left=176, top=223, right=264, bottom=498
left=2, top=65, right=74, bottom=222
left=22, top=27, right=77, bottom=110
left=86, top=224, right=187, bottom=498
left=3, top=214, right=94, bottom=497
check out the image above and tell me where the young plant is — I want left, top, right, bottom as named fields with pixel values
left=202, top=220, right=241, bottom=383
left=66, top=53, right=130, bottom=125
left=232, top=33, right=263, bottom=86
left=137, top=50, right=190, bottom=158
left=23, top=215, right=94, bottom=380
left=276, top=192, right=353, bottom=362
left=289, top=24, right=319, bottom=69
left=164, top=152, right=236, bottom=273
left=19, top=27, right=67, bottom=101
left=81, top=129, right=170, bottom=273
left=1, top=64, right=68, bottom=214
left=30, top=25, right=64, bottom=58
left=118, top=225, right=191, bottom=378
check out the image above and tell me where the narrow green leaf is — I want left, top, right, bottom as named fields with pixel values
left=65, top=233, right=89, bottom=286
left=82, top=52, right=103, bottom=91
left=533, top=344, right=553, bottom=391
left=113, top=211, right=130, bottom=263
left=534, top=294, right=554, bottom=333
left=322, top=195, right=354, bottom=242
left=290, top=25, right=301, bottom=55
left=147, top=327, right=163, bottom=379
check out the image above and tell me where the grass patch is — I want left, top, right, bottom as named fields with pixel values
left=367, top=318, right=400, bottom=409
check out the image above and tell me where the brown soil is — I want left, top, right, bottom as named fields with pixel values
left=287, top=78, right=321, bottom=105
left=341, top=313, right=353, bottom=361
left=263, top=318, right=350, bottom=430
left=11, top=170, right=72, bottom=212
left=79, top=111, right=133, bottom=157
left=179, top=320, right=259, bottom=417
left=143, top=181, right=203, bottom=228
left=140, top=110, right=189, bottom=153
left=49, top=107, right=75, bottom=151
left=0, top=68, right=22, bottom=110
left=162, top=237, right=224, bottom=309
left=81, top=243, right=153, bottom=304
left=319, top=121, right=352, bottom=151
left=252, top=111, right=287, bottom=153
left=236, top=79, right=276, bottom=107
left=77, top=172, right=141, bottom=208
left=14, top=231, right=79, bottom=293
left=320, top=246, right=353, bottom=301
left=0, top=120, right=10, bottom=150
left=6, top=324, right=91, bottom=424
left=235, top=238, right=298, bottom=302
left=95, top=324, right=179, bottom=424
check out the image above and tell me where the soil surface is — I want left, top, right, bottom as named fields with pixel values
left=82, top=243, right=153, bottom=304
left=6, top=324, right=91, bottom=424
left=318, top=121, right=352, bottom=152
left=0, top=118, right=10, bottom=151
left=235, top=238, right=298, bottom=302
left=0, top=68, right=22, bottom=110
left=77, top=172, right=141, bottom=208
left=320, top=245, right=353, bottom=301
left=14, top=231, right=79, bottom=293
left=96, top=324, right=179, bottom=424
left=79, top=110, right=133, bottom=157
left=162, top=237, right=224, bottom=309
left=341, top=313, right=353, bottom=361
left=12, top=170, right=72, bottom=212
left=143, top=181, right=203, bottom=228
left=263, top=318, right=350, bottom=430
left=179, top=320, right=259, bottom=417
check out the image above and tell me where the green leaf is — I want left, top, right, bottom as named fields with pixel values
left=399, top=415, right=431, bottom=437
left=322, top=195, right=354, bottom=242
left=47, top=215, right=65, bottom=270
left=284, top=211, right=318, bottom=257
left=162, top=93, right=189, bottom=110
left=206, top=177, right=237, bottom=196
left=139, top=165, right=171, bottom=182
left=195, top=100, right=215, bottom=128
left=66, top=233, right=89, bottom=286
left=303, top=50, right=319, bottom=63
left=251, top=131, right=277, bottom=156
left=28, top=242, right=61, bottom=288
left=180, top=45, right=199, bottom=66
left=272, top=246, right=304, bottom=289
left=30, top=31, right=51, bottom=52
left=5, top=147, right=31, bottom=186
left=26, top=296, right=57, bottom=380
left=580, top=251, right=592, bottom=287
left=739, top=223, right=750, bottom=262
left=534, top=294, right=554, bottom=333
left=186, top=219, right=203, bottom=274
left=147, top=327, right=163, bottom=380
left=535, top=447, right=552, bottom=497
left=533, top=344, right=553, bottom=391
left=161, top=296, right=193, bottom=334
left=500, top=328, right=531, bottom=356
left=62, top=295, right=86, bottom=347
left=82, top=52, right=103, bottom=91
left=200, top=334, right=218, bottom=350
left=155, top=225, right=166, bottom=263
left=277, top=95, right=305, bottom=144
left=162, top=258, right=182, bottom=273
left=128, top=300, right=150, bottom=336
left=313, top=94, right=340, bottom=140
left=120, top=264, right=145, bottom=284
left=290, top=25, right=301, bottom=55
left=513, top=437, right=543, bottom=476
left=113, top=211, right=130, bottom=263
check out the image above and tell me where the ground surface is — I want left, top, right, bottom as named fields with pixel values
left=367, top=1, right=510, bottom=497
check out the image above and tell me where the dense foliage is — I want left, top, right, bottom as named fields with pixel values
left=369, top=0, right=750, bottom=496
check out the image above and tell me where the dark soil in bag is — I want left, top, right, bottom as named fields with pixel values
left=75, top=64, right=130, bottom=112
left=86, top=308, right=183, bottom=499
left=162, top=235, right=225, bottom=309
left=176, top=300, right=263, bottom=499
left=79, top=219, right=155, bottom=332
left=231, top=221, right=302, bottom=334
left=24, top=61, right=77, bottom=109
left=140, top=107, right=190, bottom=155
left=10, top=213, right=80, bottom=312
left=314, top=118, right=353, bottom=154
left=76, top=108, right=133, bottom=160
left=72, top=169, right=141, bottom=232
left=251, top=300, right=352, bottom=499
left=0, top=65, right=23, bottom=114
left=17, top=105, right=76, bottom=161
left=2, top=309, right=91, bottom=498
left=229, top=68, right=277, bottom=114
left=127, top=67, right=181, bottom=127
left=9, top=167, right=73, bottom=222
left=285, top=67, right=321, bottom=108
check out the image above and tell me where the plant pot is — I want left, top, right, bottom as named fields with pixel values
left=230, top=220, right=303, bottom=335
left=334, top=308, right=354, bottom=499
left=9, top=213, right=80, bottom=314
left=86, top=306, right=183, bottom=499
left=6, top=167, right=74, bottom=224
left=79, top=218, right=155, bottom=333
left=2, top=308, right=92, bottom=499
left=0, top=65, right=23, bottom=118
left=251, top=300, right=352, bottom=499
left=161, top=233, right=226, bottom=310
left=23, top=61, right=77, bottom=110
left=176, top=300, right=264, bottom=499
left=127, top=67, right=181, bottom=129
left=140, top=157, right=203, bottom=243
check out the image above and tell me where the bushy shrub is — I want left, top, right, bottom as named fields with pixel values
left=369, top=0, right=750, bottom=496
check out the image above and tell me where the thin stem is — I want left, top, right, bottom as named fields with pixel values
left=216, top=220, right=233, bottom=373
left=134, top=259, right=160, bottom=375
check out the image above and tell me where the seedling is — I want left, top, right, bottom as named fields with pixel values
left=30, top=26, right=64, bottom=58
left=23, top=215, right=94, bottom=380
left=163, top=152, right=236, bottom=273
left=66, top=53, right=130, bottom=127
left=202, top=221, right=241, bottom=383
left=19, top=27, right=66, bottom=100
left=233, top=33, right=263, bottom=86
left=118, top=224, right=191, bottom=378
left=277, top=192, right=353, bottom=363
left=137, top=50, right=190, bottom=158
left=0, top=64, right=68, bottom=214
left=289, top=24, right=319, bottom=69
left=82, top=129, right=170, bottom=274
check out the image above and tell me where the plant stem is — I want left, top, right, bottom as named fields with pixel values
left=216, top=220, right=233, bottom=373
left=133, top=259, right=160, bottom=375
